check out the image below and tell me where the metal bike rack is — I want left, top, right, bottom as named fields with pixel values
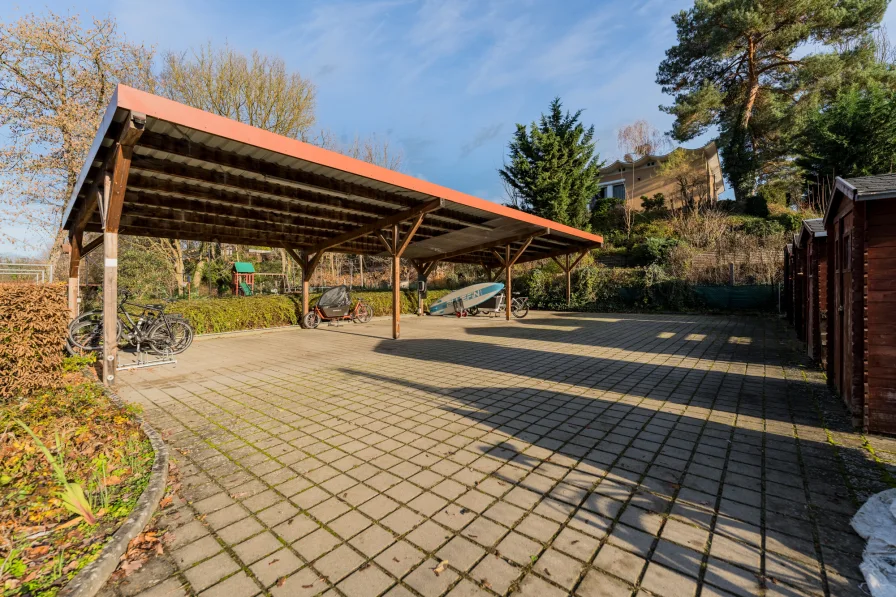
left=117, top=343, right=177, bottom=371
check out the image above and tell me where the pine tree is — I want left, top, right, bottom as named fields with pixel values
left=656, top=0, right=889, bottom=203
left=499, top=98, right=602, bottom=230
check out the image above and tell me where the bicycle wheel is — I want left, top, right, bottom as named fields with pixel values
left=148, top=319, right=194, bottom=355
left=68, top=312, right=121, bottom=351
left=353, top=302, right=373, bottom=323
left=511, top=299, right=529, bottom=318
left=303, top=311, right=321, bottom=329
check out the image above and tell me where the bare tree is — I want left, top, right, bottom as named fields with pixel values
left=158, top=41, right=316, bottom=139
left=0, top=11, right=154, bottom=249
left=616, top=121, right=670, bottom=237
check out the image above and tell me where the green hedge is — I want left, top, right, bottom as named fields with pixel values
left=516, top=265, right=776, bottom=313
left=168, top=289, right=454, bottom=334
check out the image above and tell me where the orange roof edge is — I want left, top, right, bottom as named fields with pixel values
left=113, top=85, right=602, bottom=245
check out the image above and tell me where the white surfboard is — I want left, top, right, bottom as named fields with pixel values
left=428, top=282, right=505, bottom=316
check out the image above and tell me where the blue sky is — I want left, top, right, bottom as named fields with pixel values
left=4, top=0, right=896, bottom=255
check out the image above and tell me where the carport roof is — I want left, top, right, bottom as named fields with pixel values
left=62, top=85, right=602, bottom=265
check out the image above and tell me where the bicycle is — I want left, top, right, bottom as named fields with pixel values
left=467, top=292, right=529, bottom=318
left=68, top=290, right=194, bottom=355
left=302, top=285, right=373, bottom=329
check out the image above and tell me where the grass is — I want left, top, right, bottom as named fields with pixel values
left=0, top=371, right=154, bottom=596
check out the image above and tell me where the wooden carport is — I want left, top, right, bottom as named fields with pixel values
left=61, top=85, right=603, bottom=386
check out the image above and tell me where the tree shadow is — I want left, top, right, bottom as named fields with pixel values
left=463, top=313, right=781, bottom=365
left=337, top=366, right=879, bottom=594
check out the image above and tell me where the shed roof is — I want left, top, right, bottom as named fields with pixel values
left=825, top=174, right=896, bottom=226
left=233, top=262, right=255, bottom=273
left=798, top=218, right=827, bottom=246
left=62, top=85, right=602, bottom=266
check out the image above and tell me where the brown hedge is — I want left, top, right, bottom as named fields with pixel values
left=0, top=283, right=68, bottom=400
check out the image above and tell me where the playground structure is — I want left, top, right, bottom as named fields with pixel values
left=232, top=262, right=255, bottom=296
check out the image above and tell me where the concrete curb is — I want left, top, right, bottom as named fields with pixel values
left=59, top=391, right=169, bottom=597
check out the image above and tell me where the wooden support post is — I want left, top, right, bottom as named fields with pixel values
left=102, top=112, right=144, bottom=386
left=505, top=245, right=512, bottom=321
left=68, top=230, right=82, bottom=320
left=552, top=250, right=590, bottom=307
left=392, top=224, right=400, bottom=338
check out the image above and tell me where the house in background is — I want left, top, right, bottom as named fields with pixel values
left=596, top=141, right=725, bottom=211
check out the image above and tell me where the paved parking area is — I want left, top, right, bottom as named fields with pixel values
left=102, top=312, right=896, bottom=597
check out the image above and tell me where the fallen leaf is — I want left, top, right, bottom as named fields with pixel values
left=302, top=584, right=315, bottom=589
left=103, top=475, right=122, bottom=486
left=268, top=558, right=280, bottom=565
left=570, top=540, right=579, bottom=545
left=158, top=496, right=173, bottom=508
left=276, top=576, right=288, bottom=587
left=543, top=567, right=551, bottom=576
left=433, top=561, right=448, bottom=576
left=393, top=557, right=400, bottom=563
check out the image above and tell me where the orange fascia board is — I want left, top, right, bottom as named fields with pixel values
left=65, top=84, right=602, bottom=246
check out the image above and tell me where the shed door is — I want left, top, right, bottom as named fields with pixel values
left=839, top=228, right=854, bottom=407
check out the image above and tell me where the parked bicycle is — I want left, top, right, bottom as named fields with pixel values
left=302, top=285, right=373, bottom=329
left=467, top=292, right=529, bottom=318
left=68, top=290, right=194, bottom=355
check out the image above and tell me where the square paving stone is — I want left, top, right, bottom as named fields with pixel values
left=172, top=536, right=222, bottom=568
left=404, top=558, right=459, bottom=597
left=640, top=562, right=698, bottom=597
left=197, top=570, right=258, bottom=597
left=592, top=544, right=646, bottom=585
left=293, top=528, right=341, bottom=561
left=269, top=567, right=326, bottom=597
left=314, top=544, right=365, bottom=583
left=436, top=536, right=486, bottom=572
left=250, top=548, right=303, bottom=588
left=337, top=563, right=395, bottom=597
left=184, top=553, right=240, bottom=592
left=350, top=524, right=396, bottom=557
left=461, top=516, right=508, bottom=547
left=382, top=507, right=425, bottom=535
left=233, top=532, right=282, bottom=565
left=535, top=548, right=585, bottom=590
left=408, top=520, right=453, bottom=552
left=575, top=568, right=632, bottom=597
left=515, top=572, right=568, bottom=597
left=330, top=510, right=372, bottom=539
left=376, top=541, right=426, bottom=578
left=471, top=555, right=521, bottom=595
left=496, top=531, right=542, bottom=565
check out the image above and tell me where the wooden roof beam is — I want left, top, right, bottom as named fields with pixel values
left=308, top=199, right=443, bottom=255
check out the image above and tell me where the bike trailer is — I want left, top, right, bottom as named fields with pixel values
left=317, top=285, right=352, bottom=318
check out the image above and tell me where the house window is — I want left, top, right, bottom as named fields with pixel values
left=596, top=186, right=607, bottom=199
left=612, top=184, right=626, bottom=199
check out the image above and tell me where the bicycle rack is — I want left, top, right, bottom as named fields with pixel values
left=117, top=342, right=177, bottom=371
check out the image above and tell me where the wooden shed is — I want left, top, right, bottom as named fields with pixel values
left=798, top=219, right=828, bottom=365
left=825, top=174, right=896, bottom=433
left=791, top=233, right=807, bottom=343
left=783, top=242, right=794, bottom=323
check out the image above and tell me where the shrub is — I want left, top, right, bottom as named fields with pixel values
left=0, top=284, right=68, bottom=400
left=629, top=237, right=680, bottom=266
left=167, top=289, right=455, bottom=334
left=744, top=193, right=770, bottom=217
left=771, top=210, right=803, bottom=232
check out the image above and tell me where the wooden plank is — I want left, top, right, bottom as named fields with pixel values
left=81, top=235, right=103, bottom=258
left=425, top=229, right=547, bottom=264
left=505, top=245, right=512, bottom=321
left=102, top=230, right=118, bottom=385
left=136, top=131, right=487, bottom=229
left=514, top=242, right=602, bottom=265
left=396, top=214, right=426, bottom=257
left=68, top=230, right=82, bottom=320
left=127, top=165, right=460, bottom=236
left=308, top=199, right=442, bottom=255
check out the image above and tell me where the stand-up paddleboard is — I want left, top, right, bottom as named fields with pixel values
left=429, top=282, right=505, bottom=316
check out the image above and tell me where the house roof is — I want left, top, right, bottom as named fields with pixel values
left=599, top=141, right=718, bottom=174
left=61, top=85, right=602, bottom=266
left=825, top=174, right=896, bottom=227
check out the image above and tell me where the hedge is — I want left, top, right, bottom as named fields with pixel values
left=0, top=283, right=69, bottom=400
left=167, top=289, right=454, bottom=334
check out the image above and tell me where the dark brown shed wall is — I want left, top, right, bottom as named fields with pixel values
left=866, top=200, right=896, bottom=433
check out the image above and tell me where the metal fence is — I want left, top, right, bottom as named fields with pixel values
left=0, top=262, right=54, bottom=284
